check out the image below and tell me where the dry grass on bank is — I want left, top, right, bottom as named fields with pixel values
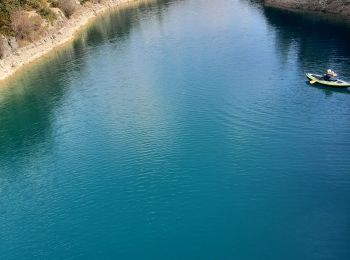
left=11, top=11, right=46, bottom=45
left=0, top=0, right=103, bottom=56
left=54, top=0, right=78, bottom=18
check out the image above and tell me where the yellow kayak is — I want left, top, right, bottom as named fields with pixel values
left=306, top=73, right=350, bottom=88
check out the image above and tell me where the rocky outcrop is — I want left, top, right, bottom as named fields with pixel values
left=264, top=0, right=350, bottom=17
left=0, top=0, right=155, bottom=82
left=0, top=36, right=12, bottom=59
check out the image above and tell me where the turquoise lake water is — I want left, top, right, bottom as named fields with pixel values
left=0, top=0, right=350, bottom=259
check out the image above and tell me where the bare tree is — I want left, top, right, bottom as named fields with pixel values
left=11, top=11, right=44, bottom=44
left=57, top=0, right=78, bottom=18
left=11, top=11, right=34, bottom=41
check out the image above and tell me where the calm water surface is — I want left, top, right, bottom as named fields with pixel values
left=0, top=0, right=350, bottom=259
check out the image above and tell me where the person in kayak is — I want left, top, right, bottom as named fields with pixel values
left=323, top=69, right=337, bottom=81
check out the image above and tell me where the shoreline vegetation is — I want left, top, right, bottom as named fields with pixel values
left=0, top=0, right=153, bottom=83
left=263, top=0, right=350, bottom=17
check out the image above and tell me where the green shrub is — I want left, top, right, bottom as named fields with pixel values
left=0, top=0, right=21, bottom=36
left=39, top=6, right=56, bottom=22
left=0, top=0, right=57, bottom=35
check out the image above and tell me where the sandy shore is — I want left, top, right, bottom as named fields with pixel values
left=0, top=0, right=153, bottom=84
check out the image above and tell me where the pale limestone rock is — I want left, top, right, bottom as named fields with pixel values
left=9, top=37, right=18, bottom=50
left=0, top=36, right=12, bottom=59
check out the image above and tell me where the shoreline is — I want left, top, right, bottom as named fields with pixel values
left=0, top=0, right=153, bottom=85
left=263, top=0, right=350, bottom=18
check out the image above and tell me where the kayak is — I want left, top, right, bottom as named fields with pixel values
left=306, top=73, right=350, bottom=88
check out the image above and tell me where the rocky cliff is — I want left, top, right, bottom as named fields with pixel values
left=264, top=0, right=350, bottom=17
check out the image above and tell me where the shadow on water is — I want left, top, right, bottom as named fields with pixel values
left=0, top=0, right=175, bottom=168
left=0, top=53, right=71, bottom=164
left=304, top=81, right=350, bottom=96
left=0, top=0, right=348, bottom=165
left=262, top=6, right=350, bottom=75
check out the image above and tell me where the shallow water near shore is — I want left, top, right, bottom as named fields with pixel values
left=0, top=0, right=350, bottom=259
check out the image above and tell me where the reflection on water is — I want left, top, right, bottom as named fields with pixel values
left=263, top=6, right=350, bottom=77
left=0, top=0, right=349, bottom=259
left=0, top=59, right=65, bottom=164
left=0, top=0, right=175, bottom=171
left=1, top=1, right=349, bottom=164
left=306, top=81, right=350, bottom=96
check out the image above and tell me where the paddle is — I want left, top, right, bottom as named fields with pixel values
left=309, top=80, right=316, bottom=84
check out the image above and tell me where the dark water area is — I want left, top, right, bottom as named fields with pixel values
left=0, top=0, right=349, bottom=259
